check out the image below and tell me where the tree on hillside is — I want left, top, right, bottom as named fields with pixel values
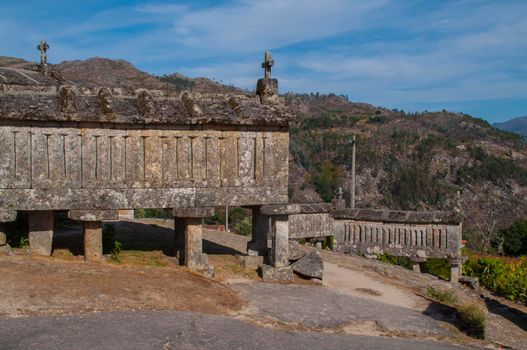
left=501, top=218, right=527, bottom=256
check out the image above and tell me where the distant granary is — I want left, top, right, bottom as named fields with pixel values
left=0, top=47, right=462, bottom=282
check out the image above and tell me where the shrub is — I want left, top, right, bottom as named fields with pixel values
left=234, top=217, right=252, bottom=236
left=464, top=255, right=527, bottom=302
left=110, top=241, right=122, bottom=262
left=501, top=218, right=527, bottom=256
left=426, top=287, right=458, bottom=305
left=457, top=303, right=486, bottom=339
left=134, top=208, right=172, bottom=219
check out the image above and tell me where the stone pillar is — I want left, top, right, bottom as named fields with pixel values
left=28, top=211, right=54, bottom=256
left=83, top=221, right=103, bottom=261
left=247, top=206, right=268, bottom=256
left=68, top=210, right=118, bottom=261
left=449, top=258, right=462, bottom=284
left=411, top=257, right=427, bottom=273
left=271, top=215, right=289, bottom=267
left=173, top=207, right=214, bottom=270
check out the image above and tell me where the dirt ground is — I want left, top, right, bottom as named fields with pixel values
left=1, top=218, right=526, bottom=349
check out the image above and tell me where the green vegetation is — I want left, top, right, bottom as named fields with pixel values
left=159, top=74, right=195, bottom=91
left=134, top=208, right=172, bottom=219
left=19, top=237, right=29, bottom=249
left=234, top=217, right=252, bottom=236
left=203, top=207, right=252, bottom=236
left=458, top=146, right=527, bottom=186
left=426, top=287, right=485, bottom=339
left=464, top=254, right=527, bottom=303
left=426, top=287, right=458, bottom=304
left=457, top=303, right=486, bottom=339
left=379, top=255, right=451, bottom=280
left=501, top=218, right=527, bottom=256
left=313, top=160, right=339, bottom=202
left=110, top=241, right=122, bottom=262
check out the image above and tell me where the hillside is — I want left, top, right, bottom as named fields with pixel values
left=494, top=116, right=527, bottom=137
left=1, top=56, right=526, bottom=231
left=287, top=94, right=527, bottom=230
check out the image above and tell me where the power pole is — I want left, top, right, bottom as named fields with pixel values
left=225, top=205, right=229, bottom=232
left=348, top=136, right=356, bottom=209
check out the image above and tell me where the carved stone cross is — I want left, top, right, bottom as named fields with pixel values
left=37, top=40, right=49, bottom=66
left=261, top=51, right=274, bottom=79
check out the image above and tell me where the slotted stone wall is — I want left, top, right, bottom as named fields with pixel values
left=0, top=125, right=289, bottom=210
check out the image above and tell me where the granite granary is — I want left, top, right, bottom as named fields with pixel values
left=0, top=49, right=295, bottom=273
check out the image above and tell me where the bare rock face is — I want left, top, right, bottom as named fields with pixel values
left=292, top=251, right=324, bottom=280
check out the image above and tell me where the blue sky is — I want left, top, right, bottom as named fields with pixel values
left=1, top=0, right=526, bottom=123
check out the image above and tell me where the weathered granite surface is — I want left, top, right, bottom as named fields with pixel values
left=0, top=60, right=293, bottom=212
left=331, top=209, right=461, bottom=224
left=68, top=210, right=118, bottom=222
left=292, top=251, right=324, bottom=279
left=0, top=67, right=296, bottom=127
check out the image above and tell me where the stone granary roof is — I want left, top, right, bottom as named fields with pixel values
left=0, top=66, right=296, bottom=127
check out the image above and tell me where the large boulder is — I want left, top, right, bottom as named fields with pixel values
left=288, top=240, right=306, bottom=261
left=292, top=251, right=324, bottom=280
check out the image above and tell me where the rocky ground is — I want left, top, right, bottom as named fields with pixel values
left=0, top=218, right=526, bottom=349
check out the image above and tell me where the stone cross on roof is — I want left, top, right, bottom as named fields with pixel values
left=37, top=40, right=49, bottom=66
left=261, top=51, right=274, bottom=79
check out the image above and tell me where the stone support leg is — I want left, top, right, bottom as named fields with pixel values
left=0, top=223, right=6, bottom=246
left=184, top=218, right=208, bottom=270
left=247, top=207, right=269, bottom=256
left=28, top=211, right=54, bottom=256
left=270, top=215, right=289, bottom=268
left=449, top=259, right=462, bottom=284
left=411, top=257, right=427, bottom=274
left=173, top=207, right=214, bottom=271
left=83, top=221, right=103, bottom=261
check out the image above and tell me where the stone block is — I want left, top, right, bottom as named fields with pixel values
left=237, top=255, right=264, bottom=269
left=292, top=251, right=324, bottom=280
left=260, top=264, right=293, bottom=281
left=28, top=211, right=54, bottom=256
left=0, top=244, right=13, bottom=256
left=0, top=210, right=17, bottom=223
left=68, top=210, right=119, bottom=222
left=459, top=276, right=479, bottom=289
left=83, top=221, right=103, bottom=261
left=173, top=207, right=214, bottom=218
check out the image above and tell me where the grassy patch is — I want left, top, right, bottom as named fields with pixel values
left=426, top=286, right=486, bottom=339
left=457, top=303, right=486, bottom=339
left=111, top=250, right=171, bottom=267
left=426, top=287, right=458, bottom=305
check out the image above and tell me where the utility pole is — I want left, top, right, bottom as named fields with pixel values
left=225, top=205, right=229, bottom=232
left=348, top=136, right=356, bottom=209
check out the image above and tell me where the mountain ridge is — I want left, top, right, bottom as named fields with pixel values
left=494, top=116, right=527, bottom=137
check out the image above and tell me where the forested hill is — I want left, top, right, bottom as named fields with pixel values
left=1, top=56, right=525, bottom=230
left=286, top=93, right=527, bottom=230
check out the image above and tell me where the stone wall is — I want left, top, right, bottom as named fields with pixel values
left=0, top=123, right=289, bottom=210
left=332, top=209, right=462, bottom=260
